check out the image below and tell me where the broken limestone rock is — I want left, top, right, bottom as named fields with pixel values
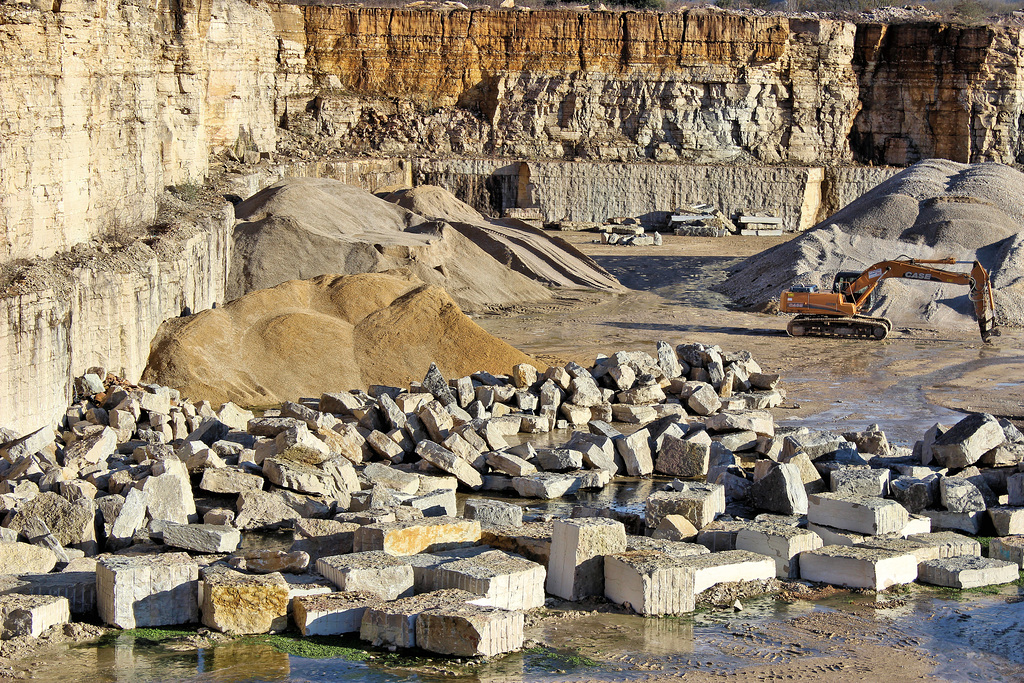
left=0, top=542, right=57, bottom=574
left=162, top=524, right=241, bottom=553
left=464, top=499, right=523, bottom=528
left=655, top=432, right=710, bottom=479
left=931, top=413, right=1004, bottom=469
left=201, top=565, right=290, bottom=635
left=750, top=463, right=808, bottom=515
left=360, top=589, right=478, bottom=649
left=230, top=550, right=310, bottom=574
left=615, top=429, right=653, bottom=477
left=646, top=484, right=726, bottom=531
left=416, top=441, right=483, bottom=490
left=353, top=517, right=481, bottom=555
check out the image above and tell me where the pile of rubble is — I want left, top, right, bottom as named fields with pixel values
left=668, top=204, right=737, bottom=237
left=0, top=342, right=1020, bottom=658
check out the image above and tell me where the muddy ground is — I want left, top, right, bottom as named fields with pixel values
left=477, top=232, right=1024, bottom=444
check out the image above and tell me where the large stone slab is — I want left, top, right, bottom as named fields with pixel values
left=750, top=463, right=808, bottom=515
left=353, top=517, right=481, bottom=556
left=201, top=565, right=289, bottom=635
left=416, top=441, right=483, bottom=490
left=0, top=572, right=95, bottom=615
left=360, top=589, right=480, bottom=649
left=807, top=493, right=909, bottom=535
left=293, top=591, right=382, bottom=636
left=931, top=413, right=1004, bottom=469
left=735, top=522, right=823, bottom=578
left=317, top=552, right=415, bottom=600
left=464, top=499, right=523, bottom=528
left=989, top=506, right=1024, bottom=536
left=511, top=472, right=583, bottom=499
left=433, top=550, right=545, bottom=610
left=0, top=542, right=57, bottom=575
left=415, top=604, right=524, bottom=657
left=799, top=545, right=918, bottom=590
left=480, top=522, right=553, bottom=565
left=604, top=550, right=696, bottom=616
left=906, top=531, right=981, bottom=558
left=547, top=518, right=626, bottom=601
left=921, top=509, right=983, bottom=535
left=918, top=556, right=1019, bottom=589
left=97, top=553, right=199, bottom=628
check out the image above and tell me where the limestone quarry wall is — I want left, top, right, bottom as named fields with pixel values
left=0, top=206, right=233, bottom=435
left=414, top=159, right=898, bottom=231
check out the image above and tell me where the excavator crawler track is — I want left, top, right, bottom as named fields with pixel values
left=787, top=314, right=892, bottom=340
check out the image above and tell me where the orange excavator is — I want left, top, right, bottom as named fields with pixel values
left=779, top=257, right=999, bottom=342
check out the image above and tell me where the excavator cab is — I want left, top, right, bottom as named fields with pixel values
left=832, top=271, right=875, bottom=308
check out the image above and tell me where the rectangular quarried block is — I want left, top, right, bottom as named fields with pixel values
left=433, top=550, right=545, bottom=610
left=292, top=592, right=382, bottom=636
left=807, top=493, right=909, bottom=535
left=546, top=518, right=626, bottom=601
left=415, top=604, right=524, bottom=657
left=799, top=545, right=918, bottom=590
left=0, top=572, right=95, bottom=614
left=201, top=566, right=290, bottom=635
left=0, top=594, right=70, bottom=638
left=646, top=484, right=725, bottom=531
left=359, top=589, right=479, bottom=649
left=604, top=551, right=696, bottom=615
left=919, top=556, right=1019, bottom=589
left=317, top=552, right=414, bottom=600
left=353, top=517, right=481, bottom=555
left=989, top=536, right=1024, bottom=568
left=97, top=552, right=199, bottom=628
left=907, top=531, right=981, bottom=558
left=672, top=550, right=776, bottom=594
left=735, top=522, right=823, bottom=578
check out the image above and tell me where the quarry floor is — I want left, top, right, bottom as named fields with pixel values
left=476, top=232, right=1024, bottom=444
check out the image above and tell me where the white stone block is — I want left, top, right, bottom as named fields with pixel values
left=735, top=522, right=823, bottom=578
left=293, top=592, right=381, bottom=636
left=604, top=550, right=695, bottom=615
left=415, top=604, right=524, bottom=657
left=433, top=550, right=545, bottom=610
left=807, top=493, right=909, bottom=535
left=799, top=545, right=918, bottom=590
left=97, top=552, right=199, bottom=628
left=0, top=594, right=70, bottom=638
left=919, top=556, right=1019, bottom=589
left=673, top=550, right=776, bottom=594
left=359, top=589, right=479, bottom=648
left=317, top=552, right=414, bottom=600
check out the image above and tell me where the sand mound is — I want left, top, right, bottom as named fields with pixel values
left=717, top=160, right=1024, bottom=328
left=142, top=271, right=537, bottom=406
left=385, top=186, right=625, bottom=292
left=228, top=178, right=552, bottom=311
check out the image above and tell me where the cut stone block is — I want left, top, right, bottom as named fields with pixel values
left=940, top=478, right=987, bottom=513
left=464, top=499, right=523, bottom=527
left=918, top=556, right=1019, bottom=589
left=655, top=432, right=710, bottom=479
left=290, top=519, right=360, bottom=563
left=646, top=484, right=726, bottom=531
left=201, top=565, right=289, bottom=635
left=907, top=531, right=981, bottom=558
left=735, top=522, right=824, bottom=578
left=605, top=548, right=696, bottom=616
left=485, top=451, right=537, bottom=477
left=163, top=524, right=241, bottom=553
left=199, top=468, right=264, bottom=495
left=0, top=594, right=70, bottom=638
left=989, top=506, right=1024, bottom=536
left=406, top=488, right=457, bottom=517
left=901, top=514, right=932, bottom=537
left=360, top=589, right=480, bottom=648
left=353, top=517, right=481, bottom=556
left=480, top=522, right=553, bottom=565
left=830, top=468, right=889, bottom=497
left=807, top=493, right=909, bottom=535
left=433, top=550, right=545, bottom=610
left=651, top=515, right=698, bottom=542
left=921, top=509, right=983, bottom=535
left=230, top=550, right=310, bottom=574
left=806, top=523, right=865, bottom=546
left=547, top=518, right=626, bottom=601
left=855, top=537, right=940, bottom=563
left=989, top=536, right=1024, bottom=568
left=97, top=553, right=199, bottom=628
left=625, top=535, right=710, bottom=558
left=0, top=572, right=95, bottom=615
left=293, top=591, right=382, bottom=636
left=416, top=604, right=524, bottom=657
left=363, top=462, right=420, bottom=494
left=799, top=545, right=918, bottom=590
left=695, top=520, right=748, bottom=552
left=673, top=550, right=776, bottom=594
left=317, top=552, right=415, bottom=600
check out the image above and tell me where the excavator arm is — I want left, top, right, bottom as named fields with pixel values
left=780, top=256, right=1000, bottom=342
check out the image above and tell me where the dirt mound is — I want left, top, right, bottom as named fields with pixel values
left=228, top=178, right=551, bottom=311
left=717, top=160, right=1024, bottom=328
left=385, top=185, right=625, bottom=292
left=142, top=271, right=537, bottom=406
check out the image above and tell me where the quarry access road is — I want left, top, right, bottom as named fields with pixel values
left=475, top=232, right=1024, bottom=445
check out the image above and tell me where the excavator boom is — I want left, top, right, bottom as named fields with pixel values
left=779, top=257, right=999, bottom=342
